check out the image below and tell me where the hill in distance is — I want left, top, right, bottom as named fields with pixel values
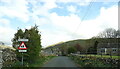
left=45, top=38, right=119, bottom=52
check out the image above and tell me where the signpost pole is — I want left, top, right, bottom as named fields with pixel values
left=22, top=52, right=23, bottom=67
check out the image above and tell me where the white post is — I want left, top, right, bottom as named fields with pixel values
left=105, top=48, right=107, bottom=55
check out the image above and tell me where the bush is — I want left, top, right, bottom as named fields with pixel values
left=68, top=46, right=77, bottom=54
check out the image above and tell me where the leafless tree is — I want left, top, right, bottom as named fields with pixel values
left=116, top=30, right=120, bottom=38
left=97, top=28, right=117, bottom=38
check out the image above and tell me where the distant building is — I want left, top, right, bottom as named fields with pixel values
left=41, top=46, right=62, bottom=56
left=97, top=43, right=120, bottom=56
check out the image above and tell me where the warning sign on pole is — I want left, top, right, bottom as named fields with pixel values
left=18, top=42, right=27, bottom=50
left=17, top=39, right=28, bottom=66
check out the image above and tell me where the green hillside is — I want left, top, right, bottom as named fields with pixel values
left=46, top=38, right=119, bottom=53
left=0, top=45, right=15, bottom=50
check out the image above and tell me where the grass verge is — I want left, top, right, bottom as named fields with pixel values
left=29, top=56, right=56, bottom=67
left=10, top=55, right=56, bottom=67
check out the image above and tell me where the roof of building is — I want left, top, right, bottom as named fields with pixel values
left=97, top=43, right=120, bottom=48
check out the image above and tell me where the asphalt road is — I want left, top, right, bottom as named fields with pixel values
left=43, top=56, right=79, bottom=68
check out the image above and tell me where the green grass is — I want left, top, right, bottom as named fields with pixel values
left=78, top=54, right=120, bottom=59
left=11, top=56, right=56, bottom=67
left=29, top=56, right=56, bottom=67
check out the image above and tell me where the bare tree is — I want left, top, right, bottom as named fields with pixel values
left=97, top=28, right=117, bottom=38
left=117, top=30, right=120, bottom=38
left=74, top=43, right=82, bottom=52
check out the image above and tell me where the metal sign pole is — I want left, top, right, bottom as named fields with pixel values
left=22, top=52, right=23, bottom=67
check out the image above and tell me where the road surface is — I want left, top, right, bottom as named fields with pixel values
left=43, top=56, right=79, bottom=68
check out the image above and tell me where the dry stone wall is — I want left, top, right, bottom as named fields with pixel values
left=0, top=49, right=2, bottom=69
left=0, top=45, right=17, bottom=67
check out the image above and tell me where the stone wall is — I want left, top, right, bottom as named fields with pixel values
left=2, top=48, right=17, bottom=67
left=0, top=45, right=17, bottom=67
left=0, top=49, right=2, bottom=69
left=71, top=54, right=119, bottom=67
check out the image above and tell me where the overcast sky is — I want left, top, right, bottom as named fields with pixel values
left=0, top=0, right=119, bottom=48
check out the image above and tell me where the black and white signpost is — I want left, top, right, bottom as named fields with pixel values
left=18, top=39, right=28, bottom=66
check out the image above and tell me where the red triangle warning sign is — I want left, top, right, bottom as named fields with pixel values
left=18, top=42, right=27, bottom=50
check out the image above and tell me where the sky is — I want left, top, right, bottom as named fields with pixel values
left=0, top=0, right=119, bottom=48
